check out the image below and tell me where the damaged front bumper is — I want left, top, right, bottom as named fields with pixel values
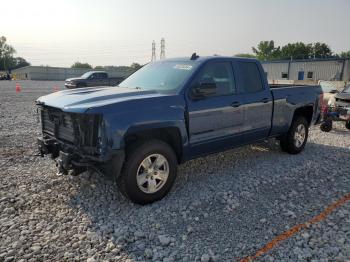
left=37, top=137, right=125, bottom=178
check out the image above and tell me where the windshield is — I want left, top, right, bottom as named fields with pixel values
left=81, top=72, right=92, bottom=78
left=119, top=60, right=199, bottom=92
left=342, top=85, right=350, bottom=93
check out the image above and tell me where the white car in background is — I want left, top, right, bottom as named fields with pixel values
left=318, top=81, right=344, bottom=107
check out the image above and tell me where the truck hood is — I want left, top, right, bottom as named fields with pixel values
left=335, top=92, right=350, bottom=102
left=36, top=86, right=166, bottom=113
left=66, top=77, right=84, bottom=82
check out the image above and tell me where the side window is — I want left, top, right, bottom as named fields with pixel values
left=193, top=62, right=236, bottom=97
left=237, top=62, right=263, bottom=93
left=100, top=73, right=108, bottom=79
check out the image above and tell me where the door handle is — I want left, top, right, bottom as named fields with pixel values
left=231, top=101, right=241, bottom=107
left=261, top=98, right=269, bottom=103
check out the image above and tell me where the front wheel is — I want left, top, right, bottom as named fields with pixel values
left=118, top=140, right=177, bottom=205
left=76, top=83, right=86, bottom=89
left=280, top=116, right=309, bottom=154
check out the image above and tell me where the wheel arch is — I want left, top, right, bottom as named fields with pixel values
left=124, top=127, right=184, bottom=163
left=293, top=105, right=314, bottom=125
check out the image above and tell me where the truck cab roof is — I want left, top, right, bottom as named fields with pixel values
left=163, top=55, right=259, bottom=64
left=84, top=71, right=107, bottom=74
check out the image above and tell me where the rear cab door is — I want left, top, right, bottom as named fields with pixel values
left=99, top=72, right=110, bottom=85
left=88, top=72, right=108, bottom=86
left=232, top=60, right=273, bottom=141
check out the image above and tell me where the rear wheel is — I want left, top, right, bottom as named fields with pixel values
left=345, top=121, right=350, bottom=130
left=118, top=140, right=177, bottom=205
left=76, top=83, right=86, bottom=88
left=320, top=120, right=333, bottom=132
left=280, top=116, right=309, bottom=154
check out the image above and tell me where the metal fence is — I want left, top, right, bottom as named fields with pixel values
left=12, top=66, right=135, bottom=81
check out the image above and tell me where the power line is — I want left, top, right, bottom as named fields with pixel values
left=151, top=40, right=156, bottom=61
left=160, top=38, right=165, bottom=60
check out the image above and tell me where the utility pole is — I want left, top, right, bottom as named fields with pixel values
left=160, top=38, right=165, bottom=60
left=151, top=41, right=156, bottom=62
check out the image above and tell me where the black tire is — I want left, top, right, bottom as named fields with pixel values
left=280, top=116, right=309, bottom=154
left=76, top=83, right=86, bottom=89
left=320, top=120, right=333, bottom=132
left=118, top=140, right=177, bottom=205
left=345, top=121, right=350, bottom=130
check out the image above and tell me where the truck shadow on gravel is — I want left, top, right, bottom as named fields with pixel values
left=68, top=141, right=350, bottom=261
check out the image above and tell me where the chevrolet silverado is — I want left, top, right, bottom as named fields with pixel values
left=37, top=55, right=323, bottom=204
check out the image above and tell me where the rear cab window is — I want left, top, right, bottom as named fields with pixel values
left=100, top=73, right=108, bottom=79
left=235, top=61, right=264, bottom=93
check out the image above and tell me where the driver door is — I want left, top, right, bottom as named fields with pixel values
left=187, top=61, right=245, bottom=156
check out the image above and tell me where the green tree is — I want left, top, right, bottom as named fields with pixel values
left=311, top=42, right=332, bottom=58
left=252, top=41, right=334, bottom=61
left=338, top=50, right=350, bottom=58
left=279, top=42, right=313, bottom=60
left=130, top=62, right=142, bottom=70
left=94, top=65, right=105, bottom=70
left=12, top=57, right=30, bottom=69
left=0, top=36, right=16, bottom=70
left=234, top=53, right=256, bottom=58
left=252, top=40, right=280, bottom=60
left=71, top=62, right=92, bottom=69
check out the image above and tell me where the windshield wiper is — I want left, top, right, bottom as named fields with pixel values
left=116, top=86, right=142, bottom=90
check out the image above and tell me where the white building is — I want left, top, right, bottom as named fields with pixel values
left=262, top=58, right=350, bottom=81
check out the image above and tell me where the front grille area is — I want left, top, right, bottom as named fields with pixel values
left=335, top=99, right=350, bottom=109
left=40, top=106, right=101, bottom=151
left=41, top=107, right=76, bottom=143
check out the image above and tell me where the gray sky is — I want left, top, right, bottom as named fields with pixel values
left=1, top=0, right=349, bottom=67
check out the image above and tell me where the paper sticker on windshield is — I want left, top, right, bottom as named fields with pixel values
left=174, top=64, right=193, bottom=70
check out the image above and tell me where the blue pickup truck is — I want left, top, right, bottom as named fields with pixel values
left=36, top=55, right=323, bottom=204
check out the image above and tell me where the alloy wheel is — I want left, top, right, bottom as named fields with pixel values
left=136, top=154, right=169, bottom=194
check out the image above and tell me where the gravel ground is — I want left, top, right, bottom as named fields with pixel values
left=0, top=80, right=349, bottom=262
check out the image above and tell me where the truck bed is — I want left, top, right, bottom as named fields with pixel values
left=269, top=84, right=317, bottom=89
left=269, top=84, right=322, bottom=136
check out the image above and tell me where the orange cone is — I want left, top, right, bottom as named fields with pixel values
left=15, top=83, right=21, bottom=93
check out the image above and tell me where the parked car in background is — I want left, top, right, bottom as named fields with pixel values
left=334, top=84, right=350, bottom=129
left=334, top=84, right=350, bottom=108
left=0, top=72, right=11, bottom=80
left=37, top=55, right=322, bottom=204
left=320, top=84, right=350, bottom=132
left=318, top=81, right=342, bottom=106
left=65, top=71, right=124, bottom=89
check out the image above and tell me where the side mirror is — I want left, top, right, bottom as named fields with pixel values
left=192, top=78, right=217, bottom=99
